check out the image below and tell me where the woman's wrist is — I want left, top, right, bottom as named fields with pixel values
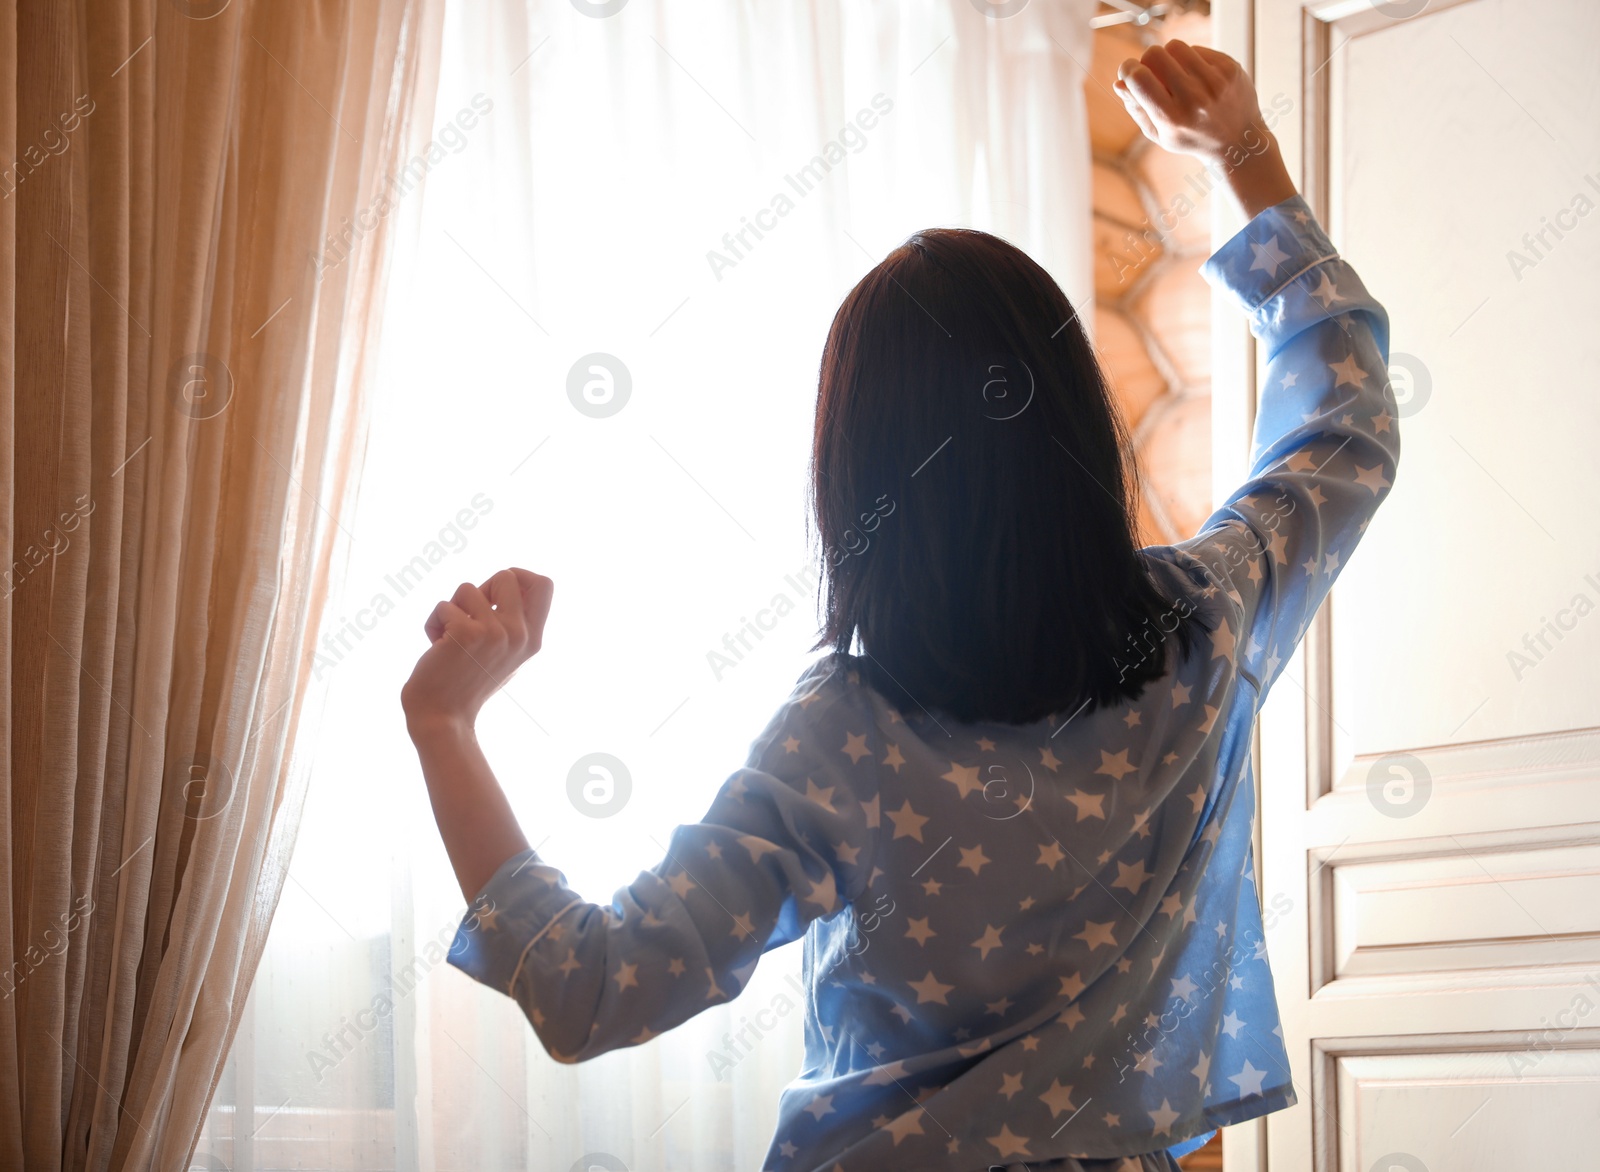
left=1206, top=134, right=1298, bottom=221
left=405, top=706, right=477, bottom=749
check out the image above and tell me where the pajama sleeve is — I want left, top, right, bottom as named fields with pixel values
left=1151, top=193, right=1400, bottom=706
left=446, top=656, right=881, bottom=1063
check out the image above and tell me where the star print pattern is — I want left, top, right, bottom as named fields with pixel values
left=446, top=196, right=1396, bottom=1172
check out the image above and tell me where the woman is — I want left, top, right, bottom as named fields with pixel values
left=399, top=40, right=1398, bottom=1171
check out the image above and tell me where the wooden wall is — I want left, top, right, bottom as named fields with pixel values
left=1088, top=13, right=1226, bottom=1169
left=1086, top=4, right=1217, bottom=555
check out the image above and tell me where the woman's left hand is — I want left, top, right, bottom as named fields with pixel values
left=400, top=567, right=554, bottom=734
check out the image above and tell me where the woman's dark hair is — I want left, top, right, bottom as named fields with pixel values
left=810, top=227, right=1207, bottom=725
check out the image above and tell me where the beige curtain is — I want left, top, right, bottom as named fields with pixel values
left=0, top=1, right=443, bottom=1168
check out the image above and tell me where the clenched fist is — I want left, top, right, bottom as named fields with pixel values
left=1113, top=40, right=1297, bottom=220
left=401, top=567, right=554, bottom=734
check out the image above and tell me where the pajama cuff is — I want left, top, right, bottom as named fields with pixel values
left=1201, top=193, right=1345, bottom=350
left=447, top=847, right=583, bottom=995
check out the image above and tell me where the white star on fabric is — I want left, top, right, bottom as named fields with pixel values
left=1065, top=790, right=1106, bottom=821
left=1229, top=1060, right=1268, bottom=1097
left=1221, top=1011, right=1246, bottom=1038
left=1354, top=463, right=1391, bottom=493
left=972, top=925, right=1005, bottom=959
left=987, top=1124, right=1032, bottom=1159
left=886, top=800, right=928, bottom=841
left=1170, top=974, right=1198, bottom=1001
left=803, top=779, right=836, bottom=809
left=1075, top=920, right=1118, bottom=949
left=1040, top=1079, right=1077, bottom=1117
left=864, top=1059, right=908, bottom=1086
left=1148, top=1098, right=1181, bottom=1135
left=905, top=917, right=936, bottom=945
left=908, top=971, right=954, bottom=1004
left=958, top=845, right=991, bottom=875
left=1192, top=1050, right=1211, bottom=1085
left=1329, top=353, right=1368, bottom=388
left=1309, top=272, right=1343, bottom=308
left=804, top=1093, right=836, bottom=1120
left=941, top=762, right=983, bottom=799
left=881, top=743, right=905, bottom=772
left=1249, top=236, right=1290, bottom=276
left=842, top=732, right=871, bottom=763
left=882, top=1108, right=924, bottom=1145
left=739, top=835, right=780, bottom=862
left=1112, top=860, right=1152, bottom=893
left=1211, top=620, right=1237, bottom=660
left=802, top=872, right=837, bottom=912
left=1037, top=841, right=1067, bottom=870
left=1039, top=746, right=1062, bottom=772
left=1095, top=749, right=1137, bottom=780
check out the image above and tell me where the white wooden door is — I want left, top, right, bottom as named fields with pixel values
left=1213, top=2, right=1600, bottom=1169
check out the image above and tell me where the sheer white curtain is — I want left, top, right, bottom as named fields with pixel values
left=197, top=1, right=1094, bottom=1168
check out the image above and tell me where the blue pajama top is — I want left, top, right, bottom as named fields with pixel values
left=448, top=194, right=1399, bottom=1170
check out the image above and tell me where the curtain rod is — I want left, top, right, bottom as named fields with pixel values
left=1091, top=0, right=1209, bottom=31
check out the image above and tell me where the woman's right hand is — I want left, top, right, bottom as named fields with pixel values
left=1114, top=41, right=1298, bottom=219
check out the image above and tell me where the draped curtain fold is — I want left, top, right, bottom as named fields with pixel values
left=0, top=1, right=443, bottom=1167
